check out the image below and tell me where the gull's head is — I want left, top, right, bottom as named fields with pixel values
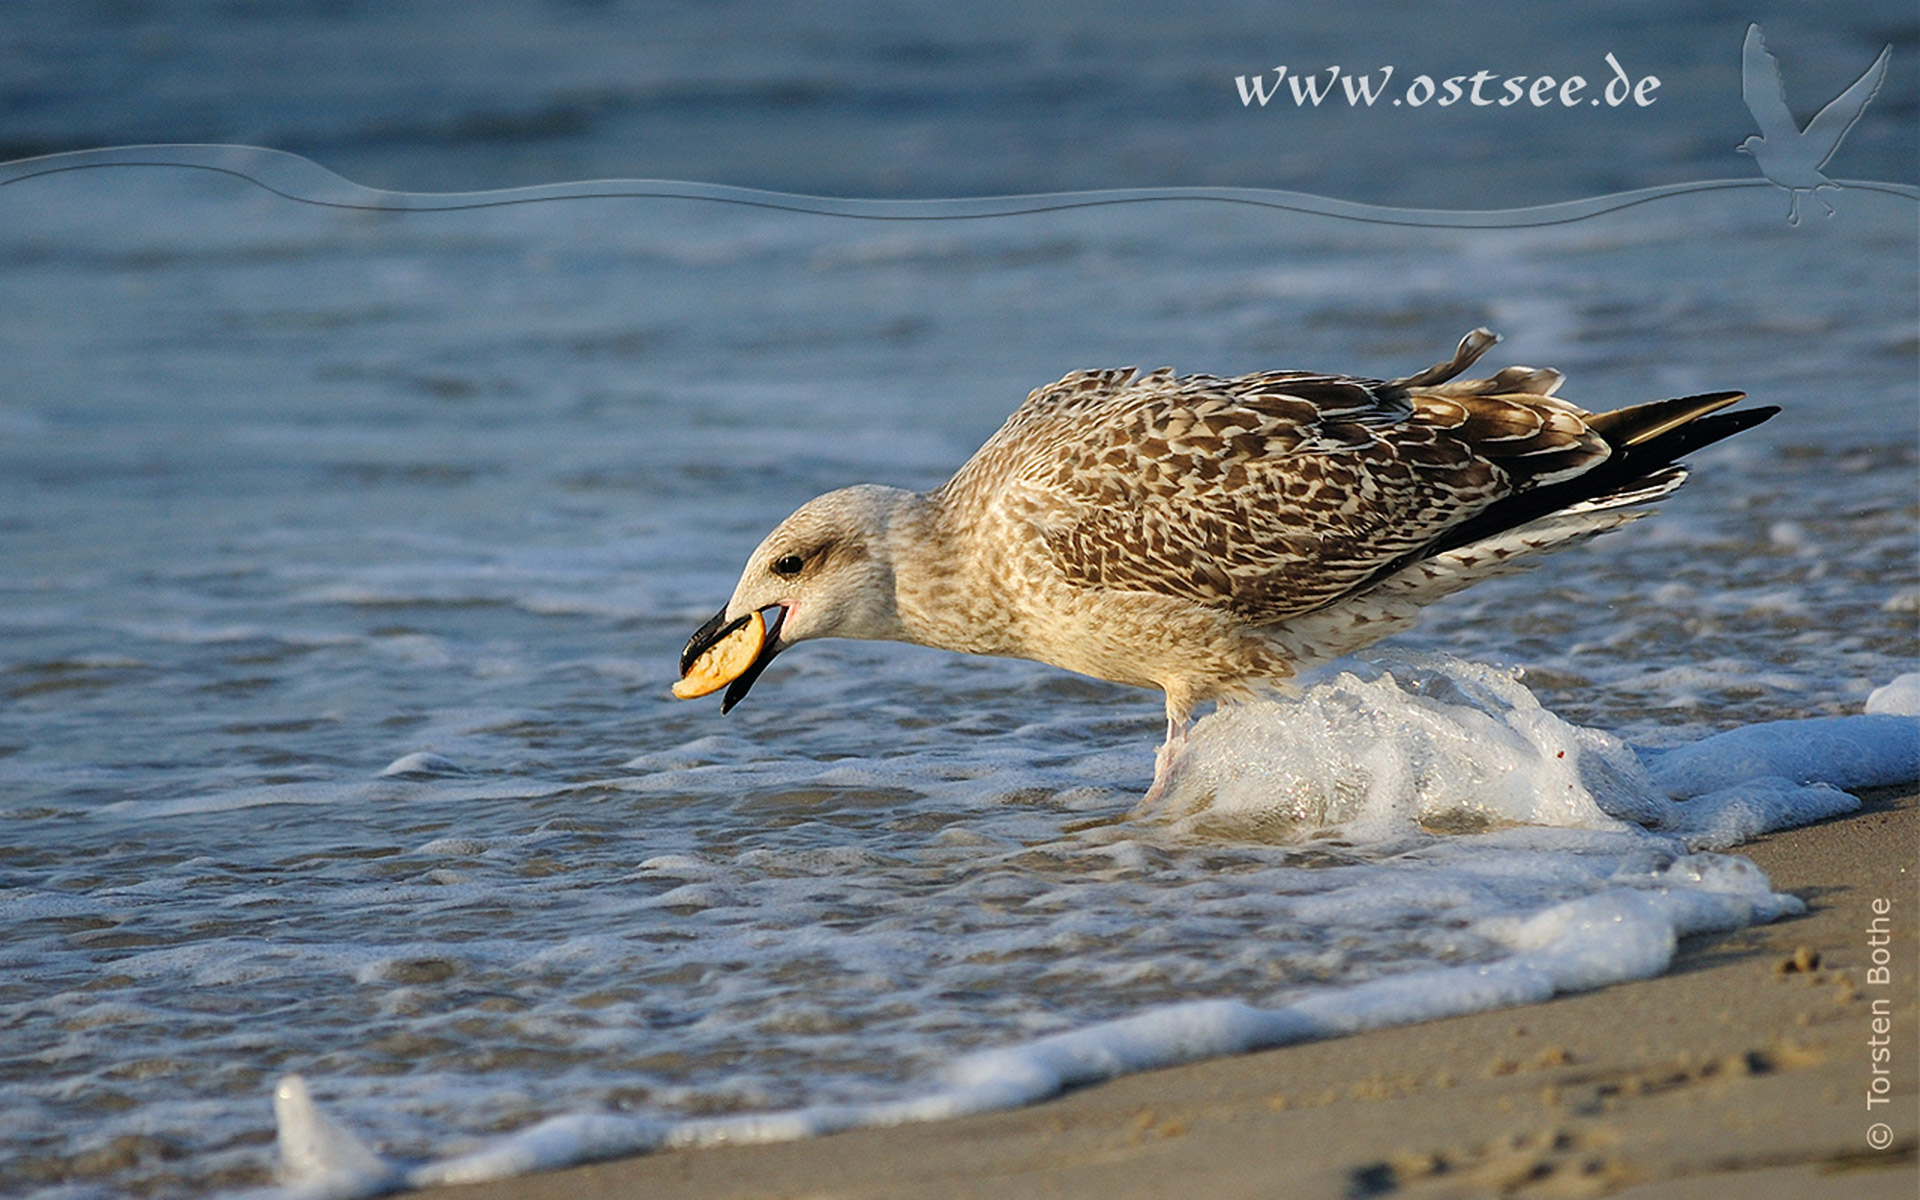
left=674, top=484, right=914, bottom=712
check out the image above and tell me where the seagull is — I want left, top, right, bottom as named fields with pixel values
left=1738, top=23, right=1890, bottom=225
left=674, top=330, right=1775, bottom=804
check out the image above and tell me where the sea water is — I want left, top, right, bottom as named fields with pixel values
left=0, top=153, right=1914, bottom=1198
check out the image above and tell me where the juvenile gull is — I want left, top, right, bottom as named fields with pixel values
left=675, top=330, right=1776, bottom=802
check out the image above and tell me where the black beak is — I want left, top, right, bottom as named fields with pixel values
left=679, top=605, right=787, bottom=714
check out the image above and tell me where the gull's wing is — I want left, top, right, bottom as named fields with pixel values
left=1803, top=43, right=1890, bottom=169
left=957, top=332, right=1609, bottom=625
left=1742, top=25, right=1801, bottom=142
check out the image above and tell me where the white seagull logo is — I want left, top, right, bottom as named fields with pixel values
left=1738, top=24, right=1891, bottom=224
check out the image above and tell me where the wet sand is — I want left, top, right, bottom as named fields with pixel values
left=424, top=787, right=1917, bottom=1200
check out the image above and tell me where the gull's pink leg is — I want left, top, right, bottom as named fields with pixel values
left=1140, top=702, right=1191, bottom=807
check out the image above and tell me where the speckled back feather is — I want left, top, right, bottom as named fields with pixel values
left=942, top=329, right=1625, bottom=625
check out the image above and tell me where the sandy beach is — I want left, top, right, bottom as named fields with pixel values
left=420, top=786, right=1917, bottom=1200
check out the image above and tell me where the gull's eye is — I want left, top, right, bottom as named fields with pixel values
left=772, top=553, right=805, bottom=578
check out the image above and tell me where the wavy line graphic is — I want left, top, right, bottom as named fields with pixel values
left=2, top=144, right=1916, bottom=228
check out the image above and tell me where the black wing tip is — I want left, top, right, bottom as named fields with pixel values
left=1678, top=402, right=1780, bottom=453
left=1399, top=394, right=1775, bottom=571
left=1599, top=395, right=1778, bottom=482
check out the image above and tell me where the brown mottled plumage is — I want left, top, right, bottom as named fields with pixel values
left=676, top=329, right=1777, bottom=803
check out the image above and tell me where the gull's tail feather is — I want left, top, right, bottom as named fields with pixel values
left=1333, top=394, right=1774, bottom=642
left=1425, top=392, right=1776, bottom=561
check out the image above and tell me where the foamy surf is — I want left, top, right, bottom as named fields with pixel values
left=1160, top=655, right=1883, bottom=849
left=267, top=657, right=1916, bottom=1198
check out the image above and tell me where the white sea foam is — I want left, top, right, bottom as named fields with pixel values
left=281, top=880, right=1791, bottom=1194
left=1645, top=716, right=1920, bottom=798
left=262, top=657, right=1909, bottom=1198
left=1157, top=655, right=1900, bottom=851
left=95, top=775, right=556, bottom=819
left=376, top=752, right=467, bottom=778
left=275, top=1077, right=399, bottom=1199
left=1866, top=672, right=1920, bottom=716
left=1161, top=656, right=1661, bottom=837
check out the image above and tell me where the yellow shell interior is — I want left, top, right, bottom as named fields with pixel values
left=672, top=611, right=767, bottom=699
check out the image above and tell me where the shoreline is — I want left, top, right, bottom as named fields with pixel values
left=422, top=787, right=1918, bottom=1200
